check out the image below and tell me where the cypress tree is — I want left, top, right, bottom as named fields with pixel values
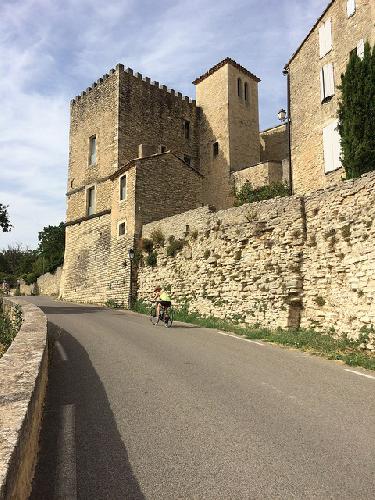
left=338, top=43, right=375, bottom=179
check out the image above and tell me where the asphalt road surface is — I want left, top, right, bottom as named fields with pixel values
left=27, top=296, right=375, bottom=499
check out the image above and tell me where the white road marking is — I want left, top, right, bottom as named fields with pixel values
left=55, top=404, right=77, bottom=499
left=55, top=340, right=68, bottom=361
left=345, top=369, right=375, bottom=380
left=216, top=331, right=265, bottom=346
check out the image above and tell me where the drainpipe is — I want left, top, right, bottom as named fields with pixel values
left=283, top=65, right=293, bottom=195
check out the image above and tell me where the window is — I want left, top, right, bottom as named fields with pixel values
left=320, top=63, right=335, bottom=102
left=244, top=82, right=248, bottom=101
left=347, top=0, right=356, bottom=17
left=237, top=78, right=242, bottom=98
left=119, top=175, right=127, bottom=201
left=183, top=155, right=191, bottom=166
left=87, top=186, right=96, bottom=216
left=183, top=120, right=190, bottom=139
left=323, top=120, right=342, bottom=173
left=159, top=145, right=167, bottom=153
left=319, top=18, right=332, bottom=58
left=118, top=221, right=126, bottom=236
left=213, top=142, right=219, bottom=157
left=357, top=39, right=365, bottom=59
left=89, top=135, right=96, bottom=165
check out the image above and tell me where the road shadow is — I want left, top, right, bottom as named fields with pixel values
left=30, top=322, right=145, bottom=500
left=37, top=305, right=105, bottom=315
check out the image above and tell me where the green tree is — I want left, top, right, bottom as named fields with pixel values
left=0, top=204, right=12, bottom=232
left=37, top=222, right=65, bottom=273
left=338, top=43, right=375, bottom=179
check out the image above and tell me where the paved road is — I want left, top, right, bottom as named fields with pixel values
left=27, top=296, right=375, bottom=499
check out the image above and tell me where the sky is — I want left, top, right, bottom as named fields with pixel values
left=0, top=0, right=328, bottom=249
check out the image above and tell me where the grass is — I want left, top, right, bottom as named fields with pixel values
left=0, top=305, right=23, bottom=358
left=131, top=300, right=375, bottom=371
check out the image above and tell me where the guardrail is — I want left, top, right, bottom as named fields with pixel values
left=0, top=298, right=48, bottom=499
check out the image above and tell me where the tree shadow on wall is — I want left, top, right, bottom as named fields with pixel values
left=30, top=323, right=145, bottom=500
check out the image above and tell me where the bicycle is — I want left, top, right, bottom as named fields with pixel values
left=150, top=303, right=174, bottom=328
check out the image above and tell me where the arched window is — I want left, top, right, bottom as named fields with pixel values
left=244, top=82, right=248, bottom=101
left=237, top=78, right=242, bottom=98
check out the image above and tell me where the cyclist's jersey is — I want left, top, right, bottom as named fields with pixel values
left=160, top=291, right=171, bottom=302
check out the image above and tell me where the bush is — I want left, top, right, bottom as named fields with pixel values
left=146, top=251, right=157, bottom=267
left=235, top=181, right=289, bottom=206
left=141, top=238, right=153, bottom=254
left=338, top=42, right=375, bottom=179
left=105, top=299, right=123, bottom=309
left=166, top=239, right=184, bottom=257
left=150, top=229, right=165, bottom=247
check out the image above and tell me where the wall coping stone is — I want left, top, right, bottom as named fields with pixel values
left=0, top=298, right=48, bottom=499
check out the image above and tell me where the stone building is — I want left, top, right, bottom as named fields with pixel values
left=62, top=58, right=287, bottom=304
left=285, top=0, right=375, bottom=194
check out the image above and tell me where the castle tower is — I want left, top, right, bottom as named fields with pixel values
left=193, top=58, right=260, bottom=209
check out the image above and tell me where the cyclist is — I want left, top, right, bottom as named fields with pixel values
left=153, top=286, right=172, bottom=322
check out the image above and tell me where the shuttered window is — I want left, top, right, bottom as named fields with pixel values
left=89, top=135, right=96, bottom=165
left=347, top=0, right=356, bottom=17
left=87, top=186, right=96, bottom=216
left=357, top=39, right=365, bottom=59
left=323, top=120, right=342, bottom=173
left=320, top=63, right=335, bottom=101
left=119, top=175, right=127, bottom=201
left=319, top=18, right=332, bottom=58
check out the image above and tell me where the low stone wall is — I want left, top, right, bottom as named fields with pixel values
left=0, top=298, right=48, bottom=499
left=37, top=266, right=63, bottom=296
left=139, top=199, right=305, bottom=329
left=138, top=170, right=375, bottom=343
left=232, top=161, right=286, bottom=191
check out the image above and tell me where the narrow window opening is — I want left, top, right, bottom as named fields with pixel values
left=87, top=186, right=95, bottom=216
left=237, top=78, right=242, bottom=98
left=89, top=135, right=96, bottom=165
left=159, top=145, right=167, bottom=153
left=213, top=142, right=219, bottom=157
left=119, top=175, right=127, bottom=201
left=118, top=221, right=126, bottom=236
left=184, top=120, right=190, bottom=139
left=244, top=82, right=248, bottom=101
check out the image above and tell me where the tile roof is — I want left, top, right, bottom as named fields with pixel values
left=192, top=57, right=260, bottom=85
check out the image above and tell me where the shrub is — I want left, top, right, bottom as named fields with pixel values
left=315, top=296, right=326, bottom=307
left=338, top=42, right=375, bottom=179
left=235, top=181, right=289, bottom=206
left=141, top=238, right=153, bottom=254
left=203, top=249, right=210, bottom=259
left=166, top=239, right=184, bottom=257
left=105, top=299, right=122, bottom=309
left=146, top=251, right=157, bottom=267
left=150, top=229, right=165, bottom=247
left=191, top=230, right=199, bottom=240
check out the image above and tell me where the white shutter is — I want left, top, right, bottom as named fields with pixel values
left=323, top=121, right=341, bottom=173
left=319, top=25, right=326, bottom=58
left=323, top=123, right=334, bottom=173
left=320, top=68, right=325, bottom=101
left=332, top=120, right=342, bottom=171
left=347, top=0, right=356, bottom=17
left=357, top=39, right=365, bottom=59
left=325, top=19, right=332, bottom=53
left=324, top=63, right=335, bottom=97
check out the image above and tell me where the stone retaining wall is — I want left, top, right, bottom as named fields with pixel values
left=138, top=170, right=375, bottom=342
left=0, top=298, right=48, bottom=499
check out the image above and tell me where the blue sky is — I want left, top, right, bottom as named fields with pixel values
left=0, top=0, right=328, bottom=249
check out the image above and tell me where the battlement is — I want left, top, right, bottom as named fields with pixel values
left=70, top=63, right=196, bottom=107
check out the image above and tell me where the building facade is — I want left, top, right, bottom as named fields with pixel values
left=286, top=0, right=375, bottom=194
left=62, top=58, right=286, bottom=304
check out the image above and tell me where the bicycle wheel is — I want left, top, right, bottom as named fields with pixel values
left=165, top=307, right=173, bottom=328
left=150, top=306, right=159, bottom=325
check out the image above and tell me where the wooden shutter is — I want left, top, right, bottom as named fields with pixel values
left=357, top=39, right=365, bottom=59
left=332, top=120, right=342, bottom=171
left=347, top=0, right=356, bottom=17
left=325, top=19, right=332, bottom=54
left=320, top=68, right=326, bottom=101
left=324, top=63, right=335, bottom=97
left=319, top=25, right=326, bottom=58
left=323, top=121, right=341, bottom=173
